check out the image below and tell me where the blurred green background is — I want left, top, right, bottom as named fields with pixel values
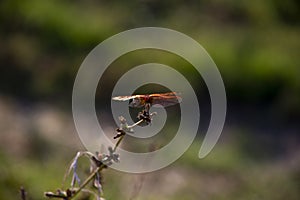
left=0, top=0, right=299, bottom=199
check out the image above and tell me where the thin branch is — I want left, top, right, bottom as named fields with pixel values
left=67, top=128, right=127, bottom=199
left=45, top=104, right=157, bottom=200
left=127, top=119, right=144, bottom=129
left=113, top=134, right=125, bottom=152
left=70, top=166, right=104, bottom=199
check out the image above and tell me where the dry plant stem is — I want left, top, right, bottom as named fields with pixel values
left=46, top=112, right=151, bottom=199
left=127, top=119, right=144, bottom=129
left=70, top=165, right=105, bottom=199
left=114, top=119, right=144, bottom=152
left=113, top=134, right=125, bottom=152
left=70, top=119, right=145, bottom=199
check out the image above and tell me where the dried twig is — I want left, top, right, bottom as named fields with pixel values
left=45, top=103, right=156, bottom=200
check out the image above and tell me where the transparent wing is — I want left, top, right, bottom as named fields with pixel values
left=112, top=95, right=138, bottom=101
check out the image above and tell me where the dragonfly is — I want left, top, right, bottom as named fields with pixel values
left=112, top=92, right=182, bottom=108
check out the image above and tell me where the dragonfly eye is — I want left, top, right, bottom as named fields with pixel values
left=129, top=99, right=133, bottom=106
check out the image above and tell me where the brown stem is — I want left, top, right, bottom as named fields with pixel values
left=48, top=114, right=150, bottom=199
left=70, top=165, right=105, bottom=199
left=70, top=127, right=128, bottom=199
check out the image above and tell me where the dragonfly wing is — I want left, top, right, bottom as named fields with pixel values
left=149, top=92, right=181, bottom=97
left=113, top=95, right=146, bottom=108
left=151, top=93, right=182, bottom=107
left=113, top=93, right=181, bottom=107
left=112, top=95, right=136, bottom=101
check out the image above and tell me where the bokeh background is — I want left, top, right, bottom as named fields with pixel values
left=0, top=0, right=299, bottom=199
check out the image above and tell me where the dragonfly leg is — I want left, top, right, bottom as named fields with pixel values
left=137, top=103, right=152, bottom=125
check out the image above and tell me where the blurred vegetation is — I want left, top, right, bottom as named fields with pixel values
left=0, top=0, right=300, bottom=199
left=1, top=0, right=299, bottom=111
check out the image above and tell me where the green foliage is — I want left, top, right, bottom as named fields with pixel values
left=1, top=0, right=299, bottom=109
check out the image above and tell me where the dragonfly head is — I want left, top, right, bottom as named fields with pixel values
left=129, top=98, right=144, bottom=108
